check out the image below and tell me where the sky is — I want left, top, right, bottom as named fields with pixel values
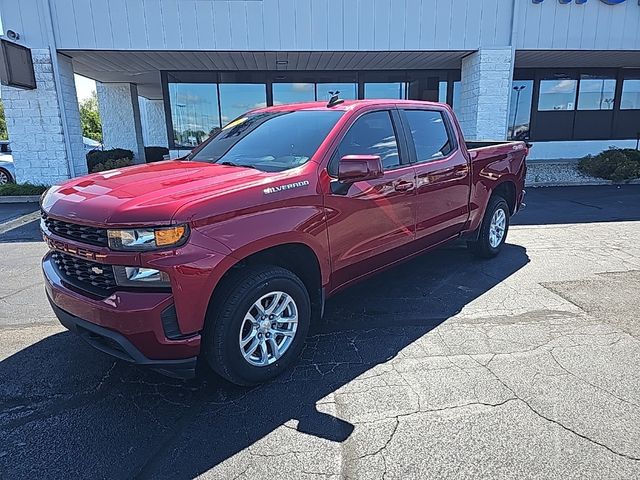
left=74, top=74, right=96, bottom=102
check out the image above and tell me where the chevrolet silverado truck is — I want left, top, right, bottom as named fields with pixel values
left=41, top=99, right=528, bottom=385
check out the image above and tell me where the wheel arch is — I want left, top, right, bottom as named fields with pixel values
left=207, top=240, right=326, bottom=328
left=491, top=180, right=517, bottom=215
left=0, top=166, right=13, bottom=183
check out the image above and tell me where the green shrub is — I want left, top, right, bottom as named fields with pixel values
left=86, top=148, right=134, bottom=172
left=621, top=148, right=640, bottom=163
left=578, top=148, right=640, bottom=182
left=145, top=146, right=170, bottom=163
left=91, top=157, right=133, bottom=173
left=0, top=183, right=48, bottom=196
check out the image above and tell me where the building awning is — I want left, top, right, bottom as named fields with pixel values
left=61, top=50, right=472, bottom=99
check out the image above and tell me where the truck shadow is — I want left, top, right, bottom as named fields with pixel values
left=0, top=243, right=529, bottom=479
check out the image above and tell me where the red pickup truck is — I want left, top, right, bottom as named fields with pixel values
left=41, top=99, right=527, bottom=385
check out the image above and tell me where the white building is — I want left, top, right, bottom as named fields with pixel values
left=0, top=0, right=639, bottom=184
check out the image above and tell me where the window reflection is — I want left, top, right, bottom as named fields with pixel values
left=168, top=83, right=220, bottom=148
left=404, top=110, right=453, bottom=162
left=219, top=84, right=267, bottom=126
left=336, top=111, right=400, bottom=170
left=191, top=111, right=343, bottom=172
left=538, top=79, right=577, bottom=111
left=407, top=77, right=444, bottom=102
left=272, top=83, right=314, bottom=105
left=452, top=81, right=461, bottom=116
left=438, top=81, right=448, bottom=104
left=364, top=83, right=406, bottom=100
left=578, top=76, right=616, bottom=110
left=508, top=81, right=533, bottom=140
left=317, top=83, right=357, bottom=101
left=621, top=79, right=640, bottom=110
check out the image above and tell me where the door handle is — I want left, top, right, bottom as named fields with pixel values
left=394, top=181, right=414, bottom=192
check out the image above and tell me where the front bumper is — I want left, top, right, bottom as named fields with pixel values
left=49, top=296, right=198, bottom=379
left=43, top=253, right=202, bottom=377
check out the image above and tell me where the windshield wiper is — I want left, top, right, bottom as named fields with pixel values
left=219, top=161, right=258, bottom=170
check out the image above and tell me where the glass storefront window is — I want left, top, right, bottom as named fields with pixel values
left=438, top=81, right=448, bottom=104
left=364, top=83, right=406, bottom=99
left=452, top=81, right=461, bottom=116
left=621, top=79, right=640, bottom=110
left=577, top=76, right=616, bottom=110
left=168, top=83, right=220, bottom=148
left=508, top=81, right=534, bottom=140
left=317, top=83, right=357, bottom=101
left=538, top=78, right=578, bottom=111
left=272, top=83, right=315, bottom=105
left=219, top=83, right=267, bottom=126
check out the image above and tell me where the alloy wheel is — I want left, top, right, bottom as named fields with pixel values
left=238, top=291, right=298, bottom=367
left=489, top=208, right=507, bottom=248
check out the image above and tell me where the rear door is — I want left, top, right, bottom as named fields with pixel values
left=324, top=109, right=416, bottom=288
left=399, top=108, right=471, bottom=245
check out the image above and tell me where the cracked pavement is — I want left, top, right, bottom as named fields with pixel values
left=1, top=185, right=639, bottom=479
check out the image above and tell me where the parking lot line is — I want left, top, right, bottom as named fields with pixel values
left=0, top=210, right=41, bottom=235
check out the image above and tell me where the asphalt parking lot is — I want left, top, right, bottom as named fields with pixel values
left=1, top=185, right=639, bottom=479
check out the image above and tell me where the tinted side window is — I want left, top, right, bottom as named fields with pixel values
left=404, top=110, right=453, bottom=163
left=335, top=111, right=401, bottom=171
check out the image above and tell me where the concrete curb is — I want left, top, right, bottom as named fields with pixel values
left=526, top=179, right=640, bottom=188
left=0, top=195, right=41, bottom=203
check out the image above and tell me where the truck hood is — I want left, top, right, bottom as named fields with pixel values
left=42, top=160, right=271, bottom=226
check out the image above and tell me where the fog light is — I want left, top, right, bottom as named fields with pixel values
left=114, top=266, right=171, bottom=287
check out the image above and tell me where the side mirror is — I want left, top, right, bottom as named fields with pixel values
left=337, top=155, right=383, bottom=183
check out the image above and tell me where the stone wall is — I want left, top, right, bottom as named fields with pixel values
left=139, top=97, right=169, bottom=148
left=96, top=82, right=146, bottom=164
left=459, top=48, right=514, bottom=141
left=1, top=49, right=85, bottom=184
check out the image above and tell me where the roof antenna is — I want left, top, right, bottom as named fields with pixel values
left=327, top=91, right=344, bottom=108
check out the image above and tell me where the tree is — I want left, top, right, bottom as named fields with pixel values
left=79, top=91, right=102, bottom=143
left=0, top=100, right=8, bottom=141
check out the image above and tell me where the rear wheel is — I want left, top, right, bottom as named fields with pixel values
left=202, top=265, right=311, bottom=386
left=468, top=195, right=510, bottom=258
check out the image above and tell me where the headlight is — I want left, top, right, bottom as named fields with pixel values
left=113, top=266, right=171, bottom=288
left=107, top=225, right=189, bottom=251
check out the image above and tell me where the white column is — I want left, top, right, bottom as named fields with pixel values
left=96, top=82, right=146, bottom=164
left=459, top=48, right=514, bottom=141
left=139, top=97, right=169, bottom=147
left=1, top=49, right=87, bottom=184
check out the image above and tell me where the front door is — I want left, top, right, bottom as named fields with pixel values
left=324, top=109, right=416, bottom=289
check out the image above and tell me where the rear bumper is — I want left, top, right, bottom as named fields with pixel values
left=49, top=297, right=198, bottom=379
left=517, top=189, right=526, bottom=213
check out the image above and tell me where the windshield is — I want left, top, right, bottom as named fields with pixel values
left=189, top=110, right=344, bottom=172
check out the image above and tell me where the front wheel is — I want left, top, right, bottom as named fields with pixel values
left=0, top=168, right=13, bottom=185
left=202, top=265, right=311, bottom=386
left=468, top=195, right=510, bottom=258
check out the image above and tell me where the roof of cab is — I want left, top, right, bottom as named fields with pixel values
left=250, top=99, right=446, bottom=114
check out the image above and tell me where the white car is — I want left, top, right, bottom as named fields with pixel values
left=0, top=138, right=103, bottom=185
left=0, top=154, right=14, bottom=185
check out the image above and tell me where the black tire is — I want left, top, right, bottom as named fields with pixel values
left=202, top=265, right=311, bottom=386
left=468, top=195, right=510, bottom=258
left=0, top=168, right=13, bottom=185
